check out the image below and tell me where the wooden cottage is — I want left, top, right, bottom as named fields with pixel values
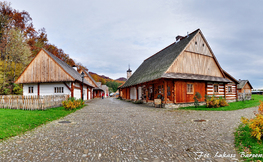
left=237, top=80, right=253, bottom=93
left=15, top=49, right=95, bottom=100
left=119, top=29, right=238, bottom=108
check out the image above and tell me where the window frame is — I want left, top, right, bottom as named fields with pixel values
left=28, top=87, right=34, bottom=94
left=187, top=83, right=194, bottom=94
left=214, top=84, right=219, bottom=93
left=228, top=86, right=232, bottom=93
left=54, top=87, right=64, bottom=94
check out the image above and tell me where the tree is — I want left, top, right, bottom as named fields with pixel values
left=7, top=28, right=31, bottom=80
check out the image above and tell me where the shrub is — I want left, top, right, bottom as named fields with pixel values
left=241, top=101, right=263, bottom=140
left=206, top=95, right=219, bottom=108
left=134, top=100, right=143, bottom=104
left=12, top=84, right=23, bottom=95
left=193, top=92, right=202, bottom=107
left=219, top=97, right=229, bottom=107
left=62, top=97, right=84, bottom=110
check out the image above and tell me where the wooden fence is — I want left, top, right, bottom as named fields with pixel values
left=238, top=93, right=252, bottom=101
left=0, top=95, right=69, bottom=110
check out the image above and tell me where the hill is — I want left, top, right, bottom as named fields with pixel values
left=89, top=72, right=125, bottom=84
left=116, top=77, right=127, bottom=81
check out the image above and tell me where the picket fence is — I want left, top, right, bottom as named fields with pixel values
left=0, top=95, right=69, bottom=110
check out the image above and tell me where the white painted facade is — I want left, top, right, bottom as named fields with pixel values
left=130, top=87, right=137, bottom=100
left=138, top=87, right=142, bottom=100
left=23, top=82, right=71, bottom=96
left=23, top=82, right=90, bottom=100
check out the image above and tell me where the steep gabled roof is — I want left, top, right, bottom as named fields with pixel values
left=122, top=29, right=199, bottom=88
left=238, top=80, right=253, bottom=89
left=42, top=49, right=94, bottom=87
left=121, top=29, right=230, bottom=88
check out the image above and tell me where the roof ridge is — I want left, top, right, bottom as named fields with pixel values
left=42, top=48, right=94, bottom=87
left=144, top=29, right=200, bottom=62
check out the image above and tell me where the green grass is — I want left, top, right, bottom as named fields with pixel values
left=235, top=124, right=263, bottom=161
left=0, top=106, right=84, bottom=140
left=178, top=94, right=263, bottom=111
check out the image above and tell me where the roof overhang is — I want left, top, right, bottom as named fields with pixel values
left=162, top=73, right=231, bottom=83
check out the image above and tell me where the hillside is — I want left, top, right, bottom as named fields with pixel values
left=89, top=72, right=125, bottom=84
left=116, top=77, right=127, bottom=81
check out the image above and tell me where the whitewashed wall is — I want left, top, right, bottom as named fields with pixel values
left=23, top=82, right=71, bottom=96
left=23, top=84, right=38, bottom=96
left=74, top=89, right=81, bottom=99
left=130, top=87, right=137, bottom=100
left=138, top=87, right=142, bottom=100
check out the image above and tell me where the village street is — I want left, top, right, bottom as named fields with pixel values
left=0, top=98, right=257, bottom=162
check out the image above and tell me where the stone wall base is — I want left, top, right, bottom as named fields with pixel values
left=164, top=102, right=206, bottom=109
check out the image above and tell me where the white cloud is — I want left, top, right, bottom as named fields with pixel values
left=8, top=0, right=263, bottom=88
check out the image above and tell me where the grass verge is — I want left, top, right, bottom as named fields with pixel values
left=235, top=124, right=263, bottom=161
left=178, top=94, right=262, bottom=111
left=0, top=105, right=84, bottom=140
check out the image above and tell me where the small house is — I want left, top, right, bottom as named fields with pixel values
left=119, top=29, right=238, bottom=108
left=237, top=80, right=253, bottom=93
left=15, top=49, right=94, bottom=100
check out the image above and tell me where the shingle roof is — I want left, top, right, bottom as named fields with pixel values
left=43, top=49, right=94, bottom=88
left=237, top=80, right=253, bottom=89
left=122, top=29, right=229, bottom=88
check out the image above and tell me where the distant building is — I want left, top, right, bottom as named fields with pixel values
left=237, top=80, right=253, bottom=93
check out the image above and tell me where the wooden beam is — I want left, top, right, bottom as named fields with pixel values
left=71, top=82, right=74, bottom=97
left=146, top=84, right=149, bottom=102
left=63, top=82, right=71, bottom=91
left=164, top=80, right=167, bottom=103
left=87, top=88, right=89, bottom=100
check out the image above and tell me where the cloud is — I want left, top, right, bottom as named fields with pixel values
left=9, top=0, right=263, bottom=87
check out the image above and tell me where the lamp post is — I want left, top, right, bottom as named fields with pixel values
left=81, top=71, right=84, bottom=100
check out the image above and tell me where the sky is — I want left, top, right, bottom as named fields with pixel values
left=7, top=0, right=263, bottom=89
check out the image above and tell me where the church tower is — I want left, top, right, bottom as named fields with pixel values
left=127, top=65, right=132, bottom=79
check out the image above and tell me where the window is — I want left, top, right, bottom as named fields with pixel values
left=54, top=87, right=64, bottom=93
left=214, top=84, right=218, bottom=93
left=228, top=86, right=232, bottom=93
left=28, top=87, right=34, bottom=93
left=187, top=84, right=193, bottom=94
left=195, top=41, right=197, bottom=45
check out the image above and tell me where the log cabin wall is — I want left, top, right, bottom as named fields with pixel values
left=225, top=83, right=236, bottom=100
left=174, top=80, right=206, bottom=103
left=207, top=82, right=225, bottom=97
left=16, top=50, right=74, bottom=84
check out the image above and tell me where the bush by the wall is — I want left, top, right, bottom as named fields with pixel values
left=62, top=97, right=84, bottom=110
left=206, top=96, right=228, bottom=108
left=193, top=92, right=202, bottom=107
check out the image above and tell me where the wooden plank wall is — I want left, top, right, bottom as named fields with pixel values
left=174, top=80, right=206, bottom=103
left=241, top=83, right=252, bottom=93
left=185, top=32, right=212, bottom=57
left=16, top=50, right=74, bottom=83
left=166, top=51, right=223, bottom=77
